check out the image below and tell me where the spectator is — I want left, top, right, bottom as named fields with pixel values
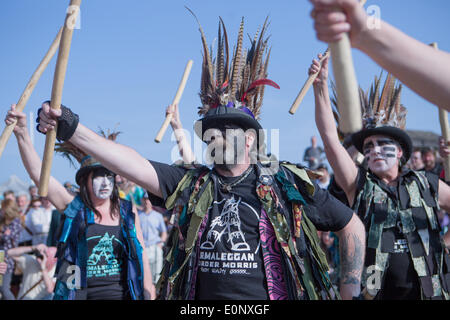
left=0, top=199, right=23, bottom=300
left=318, top=231, right=339, bottom=286
left=7, top=244, right=56, bottom=300
left=316, top=164, right=331, bottom=189
left=303, top=136, right=325, bottom=170
left=28, top=185, right=38, bottom=200
left=422, top=147, right=443, bottom=177
left=15, top=193, right=29, bottom=216
left=138, top=193, right=167, bottom=285
left=116, top=175, right=146, bottom=211
left=3, top=191, right=15, bottom=202
left=25, top=197, right=53, bottom=245
left=409, top=148, right=425, bottom=171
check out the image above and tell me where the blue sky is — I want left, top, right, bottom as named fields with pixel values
left=1, top=0, right=449, bottom=186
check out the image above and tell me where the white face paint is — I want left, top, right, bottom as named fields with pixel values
left=92, top=173, right=114, bottom=200
left=363, top=135, right=401, bottom=174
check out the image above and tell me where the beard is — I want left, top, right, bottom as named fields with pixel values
left=206, top=134, right=247, bottom=170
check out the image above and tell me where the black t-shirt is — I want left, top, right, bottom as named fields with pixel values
left=85, top=223, right=129, bottom=300
left=148, top=161, right=353, bottom=299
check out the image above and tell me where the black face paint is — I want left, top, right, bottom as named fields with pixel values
left=92, top=167, right=114, bottom=180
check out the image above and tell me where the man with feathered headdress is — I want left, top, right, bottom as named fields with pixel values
left=309, top=52, right=450, bottom=300
left=37, top=15, right=365, bottom=300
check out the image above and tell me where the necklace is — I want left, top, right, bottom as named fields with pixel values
left=216, top=165, right=253, bottom=193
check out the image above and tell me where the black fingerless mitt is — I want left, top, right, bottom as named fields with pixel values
left=57, top=105, right=79, bottom=141
left=36, top=101, right=79, bottom=141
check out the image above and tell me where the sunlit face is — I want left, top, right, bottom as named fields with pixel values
left=411, top=151, right=424, bottom=170
left=363, top=135, right=402, bottom=174
left=16, top=195, right=28, bottom=208
left=422, top=151, right=436, bottom=170
left=91, top=168, right=115, bottom=200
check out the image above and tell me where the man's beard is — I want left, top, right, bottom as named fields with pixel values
left=209, top=135, right=246, bottom=171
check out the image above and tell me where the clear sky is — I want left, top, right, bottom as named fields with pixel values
left=1, top=0, right=449, bottom=186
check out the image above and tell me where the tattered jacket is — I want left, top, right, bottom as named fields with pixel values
left=157, top=162, right=339, bottom=300
left=354, top=168, right=450, bottom=300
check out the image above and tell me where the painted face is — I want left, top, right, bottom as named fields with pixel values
left=204, top=125, right=248, bottom=168
left=91, top=168, right=115, bottom=200
left=362, top=135, right=401, bottom=174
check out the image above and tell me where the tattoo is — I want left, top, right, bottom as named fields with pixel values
left=340, top=233, right=364, bottom=286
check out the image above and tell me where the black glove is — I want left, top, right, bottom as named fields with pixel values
left=36, top=101, right=79, bottom=141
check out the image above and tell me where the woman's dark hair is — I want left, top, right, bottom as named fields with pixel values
left=78, top=168, right=120, bottom=222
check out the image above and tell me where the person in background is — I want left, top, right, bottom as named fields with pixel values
left=318, top=231, right=339, bottom=287
left=7, top=244, right=56, bottom=300
left=15, top=194, right=29, bottom=216
left=3, top=191, right=15, bottom=202
left=28, top=185, right=38, bottom=200
left=316, top=164, right=331, bottom=189
left=25, top=197, right=53, bottom=245
left=138, top=193, right=167, bottom=285
left=303, top=136, right=325, bottom=170
left=409, top=148, right=425, bottom=171
left=0, top=199, right=23, bottom=300
left=422, top=147, right=443, bottom=177
left=116, top=175, right=145, bottom=212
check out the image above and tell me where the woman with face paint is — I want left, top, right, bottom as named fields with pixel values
left=310, top=54, right=450, bottom=300
left=4, top=105, right=155, bottom=300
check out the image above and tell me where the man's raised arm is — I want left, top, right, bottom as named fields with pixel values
left=310, top=0, right=450, bottom=110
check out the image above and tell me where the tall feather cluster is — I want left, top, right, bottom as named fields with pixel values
left=331, top=72, right=406, bottom=141
left=55, top=128, right=121, bottom=168
left=361, top=73, right=406, bottom=129
left=187, top=8, right=273, bottom=120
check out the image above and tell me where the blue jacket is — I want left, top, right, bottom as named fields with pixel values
left=53, top=196, right=145, bottom=300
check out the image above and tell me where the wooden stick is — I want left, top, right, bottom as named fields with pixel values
left=329, top=32, right=362, bottom=133
left=289, top=0, right=367, bottom=116
left=0, top=27, right=63, bottom=160
left=431, top=42, right=450, bottom=181
left=155, top=60, right=193, bottom=143
left=289, top=50, right=329, bottom=115
left=39, top=0, right=81, bottom=197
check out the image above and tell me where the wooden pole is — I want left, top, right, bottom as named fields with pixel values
left=432, top=42, right=450, bottom=181
left=329, top=32, right=361, bottom=133
left=0, top=27, right=63, bottom=160
left=289, top=50, right=329, bottom=115
left=39, top=0, right=81, bottom=197
left=155, top=60, right=193, bottom=143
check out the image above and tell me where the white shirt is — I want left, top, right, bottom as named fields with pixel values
left=25, top=207, right=53, bottom=245
left=16, top=255, right=56, bottom=300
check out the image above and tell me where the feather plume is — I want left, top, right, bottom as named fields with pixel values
left=190, top=13, right=277, bottom=119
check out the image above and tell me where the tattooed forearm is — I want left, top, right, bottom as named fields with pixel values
left=340, top=232, right=364, bottom=286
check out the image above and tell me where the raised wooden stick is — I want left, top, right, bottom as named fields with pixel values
left=0, top=27, right=63, bottom=160
left=289, top=49, right=329, bottom=115
left=329, top=32, right=361, bottom=133
left=39, top=0, right=81, bottom=197
left=431, top=42, right=450, bottom=181
left=155, top=59, right=193, bottom=143
left=289, top=0, right=367, bottom=116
